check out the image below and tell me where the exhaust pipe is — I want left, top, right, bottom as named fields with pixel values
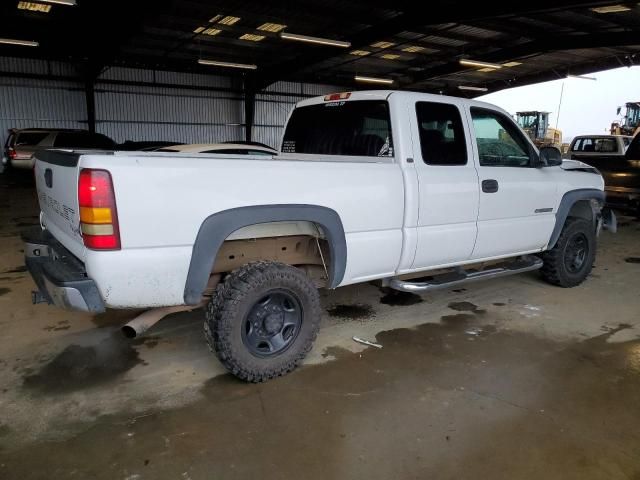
left=122, top=275, right=221, bottom=339
left=121, top=305, right=198, bottom=338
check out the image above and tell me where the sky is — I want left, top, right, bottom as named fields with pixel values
left=477, top=66, right=640, bottom=142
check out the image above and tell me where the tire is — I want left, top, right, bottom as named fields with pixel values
left=204, top=261, right=321, bottom=382
left=540, top=217, right=596, bottom=287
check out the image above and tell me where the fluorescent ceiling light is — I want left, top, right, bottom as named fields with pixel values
left=0, top=37, right=39, bottom=47
left=459, top=59, right=503, bottom=69
left=381, top=53, right=400, bottom=60
left=371, top=41, right=395, bottom=49
left=202, top=28, right=221, bottom=36
left=280, top=32, right=350, bottom=48
left=198, top=59, right=257, bottom=70
left=17, top=2, right=51, bottom=12
left=590, top=4, right=632, bottom=13
left=502, top=61, right=523, bottom=67
left=402, top=45, right=426, bottom=53
left=567, top=74, right=597, bottom=81
left=39, top=0, right=76, bottom=4
left=354, top=75, right=394, bottom=85
left=458, top=85, right=488, bottom=92
left=218, top=15, right=241, bottom=25
left=257, top=23, right=287, bottom=33
left=350, top=50, right=371, bottom=56
left=477, top=67, right=497, bottom=72
left=193, top=26, right=205, bottom=33
left=239, top=33, right=265, bottom=42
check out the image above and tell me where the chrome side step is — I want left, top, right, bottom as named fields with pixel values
left=384, top=255, right=543, bottom=293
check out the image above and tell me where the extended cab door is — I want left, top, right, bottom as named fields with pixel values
left=409, top=100, right=479, bottom=269
left=468, top=107, right=557, bottom=259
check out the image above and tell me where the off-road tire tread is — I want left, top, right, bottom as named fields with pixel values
left=204, top=261, right=321, bottom=383
left=540, top=217, right=595, bottom=287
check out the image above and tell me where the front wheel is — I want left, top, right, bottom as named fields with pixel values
left=540, top=217, right=596, bottom=287
left=204, top=261, right=321, bottom=382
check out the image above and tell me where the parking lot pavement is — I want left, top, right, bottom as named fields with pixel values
left=1, top=171, right=639, bottom=480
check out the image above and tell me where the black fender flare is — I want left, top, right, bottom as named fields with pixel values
left=547, top=189, right=605, bottom=249
left=184, top=204, right=347, bottom=305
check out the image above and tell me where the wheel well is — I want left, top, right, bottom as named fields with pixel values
left=184, top=205, right=347, bottom=305
left=567, top=200, right=594, bottom=222
left=213, top=225, right=330, bottom=287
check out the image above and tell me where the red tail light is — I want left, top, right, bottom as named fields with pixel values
left=78, top=169, right=121, bottom=250
left=8, top=148, right=16, bottom=160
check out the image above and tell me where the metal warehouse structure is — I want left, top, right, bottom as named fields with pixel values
left=1, top=0, right=640, bottom=148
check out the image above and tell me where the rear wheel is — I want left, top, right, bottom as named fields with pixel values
left=204, top=261, right=321, bottom=382
left=540, top=217, right=595, bottom=287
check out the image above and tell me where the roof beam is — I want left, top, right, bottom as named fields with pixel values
left=405, top=30, right=640, bottom=88
left=255, top=1, right=629, bottom=89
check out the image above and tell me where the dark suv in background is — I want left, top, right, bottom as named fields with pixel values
left=2, top=129, right=116, bottom=170
left=596, top=133, right=640, bottom=215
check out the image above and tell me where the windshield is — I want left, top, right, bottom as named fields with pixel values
left=15, top=132, right=49, bottom=147
left=282, top=100, right=393, bottom=157
left=626, top=104, right=640, bottom=129
left=516, top=114, right=538, bottom=129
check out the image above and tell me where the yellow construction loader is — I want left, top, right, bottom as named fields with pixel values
left=516, top=111, right=563, bottom=149
left=610, top=102, right=640, bottom=137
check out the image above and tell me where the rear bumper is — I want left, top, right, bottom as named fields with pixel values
left=22, top=227, right=105, bottom=313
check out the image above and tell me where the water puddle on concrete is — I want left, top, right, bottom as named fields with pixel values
left=22, top=333, right=142, bottom=394
left=326, top=304, right=376, bottom=321
left=3, top=315, right=640, bottom=480
left=379, top=290, right=423, bottom=306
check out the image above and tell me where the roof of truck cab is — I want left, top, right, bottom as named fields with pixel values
left=295, top=90, right=511, bottom=117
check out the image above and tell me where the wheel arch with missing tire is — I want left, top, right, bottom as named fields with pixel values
left=184, top=204, right=348, bottom=305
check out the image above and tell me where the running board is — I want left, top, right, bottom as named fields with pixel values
left=384, top=255, right=543, bottom=293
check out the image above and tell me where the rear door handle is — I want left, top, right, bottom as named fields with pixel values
left=482, top=179, right=499, bottom=193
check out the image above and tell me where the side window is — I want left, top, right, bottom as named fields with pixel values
left=470, top=108, right=534, bottom=167
left=416, top=102, right=467, bottom=165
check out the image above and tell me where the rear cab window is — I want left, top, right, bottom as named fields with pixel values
left=282, top=100, right=393, bottom=157
left=15, top=132, right=49, bottom=147
left=415, top=102, right=467, bottom=165
left=571, top=137, right=619, bottom=153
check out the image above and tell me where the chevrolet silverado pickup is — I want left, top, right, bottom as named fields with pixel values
left=24, top=90, right=615, bottom=382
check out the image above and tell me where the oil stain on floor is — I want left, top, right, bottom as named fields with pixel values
left=326, top=304, right=375, bottom=321
left=22, top=333, right=142, bottom=394
left=379, top=290, right=423, bottom=306
left=4, top=317, right=640, bottom=480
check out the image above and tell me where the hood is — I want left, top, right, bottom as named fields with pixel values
left=561, top=159, right=599, bottom=174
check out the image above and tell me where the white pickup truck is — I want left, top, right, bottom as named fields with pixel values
left=24, top=90, right=615, bottom=382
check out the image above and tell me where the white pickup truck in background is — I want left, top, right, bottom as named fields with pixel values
left=24, top=90, right=615, bottom=382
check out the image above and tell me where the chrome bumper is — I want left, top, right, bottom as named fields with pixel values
left=22, top=227, right=105, bottom=313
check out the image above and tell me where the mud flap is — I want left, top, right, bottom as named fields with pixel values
left=601, top=208, right=617, bottom=234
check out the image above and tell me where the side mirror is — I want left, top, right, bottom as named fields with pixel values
left=617, top=106, right=622, bottom=116
left=538, top=146, right=563, bottom=167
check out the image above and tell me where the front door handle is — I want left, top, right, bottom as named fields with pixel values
left=482, top=179, right=499, bottom=193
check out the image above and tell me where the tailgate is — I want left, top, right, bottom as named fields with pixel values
left=34, top=150, right=85, bottom=258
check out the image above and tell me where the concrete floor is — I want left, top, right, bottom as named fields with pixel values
left=1, top=171, right=639, bottom=480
